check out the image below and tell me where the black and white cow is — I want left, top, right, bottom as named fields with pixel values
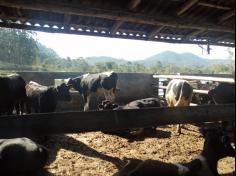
left=165, top=79, right=193, bottom=134
left=98, top=97, right=167, bottom=110
left=0, top=74, right=26, bottom=115
left=98, top=97, right=167, bottom=135
left=67, top=71, right=118, bottom=111
left=0, top=137, right=49, bottom=175
left=25, top=81, right=72, bottom=113
left=113, top=128, right=235, bottom=176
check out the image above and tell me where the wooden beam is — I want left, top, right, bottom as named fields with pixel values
left=185, top=29, right=205, bottom=39
left=218, top=10, right=235, bottom=23
left=63, top=14, right=71, bottom=31
left=0, top=0, right=234, bottom=34
left=198, top=2, right=232, bottom=10
left=177, top=0, right=198, bottom=16
left=0, top=22, right=234, bottom=48
left=148, top=26, right=165, bottom=39
left=129, top=0, right=142, bottom=11
left=111, top=21, right=124, bottom=35
left=153, top=75, right=235, bottom=83
left=0, top=105, right=234, bottom=138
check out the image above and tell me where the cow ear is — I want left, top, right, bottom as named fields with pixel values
left=98, top=104, right=103, bottom=110
left=67, top=84, right=73, bottom=89
left=112, top=104, right=118, bottom=109
left=66, top=78, right=73, bottom=85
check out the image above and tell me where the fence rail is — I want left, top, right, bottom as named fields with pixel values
left=157, top=85, right=209, bottom=94
left=153, top=75, right=235, bottom=83
left=0, top=104, right=234, bottom=138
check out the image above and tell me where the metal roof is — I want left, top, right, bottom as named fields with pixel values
left=0, top=0, right=235, bottom=47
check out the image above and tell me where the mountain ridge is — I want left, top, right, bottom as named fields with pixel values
left=84, top=51, right=229, bottom=67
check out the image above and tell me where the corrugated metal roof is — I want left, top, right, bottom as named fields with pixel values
left=0, top=0, right=234, bottom=47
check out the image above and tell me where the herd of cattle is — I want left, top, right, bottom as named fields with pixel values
left=0, top=71, right=235, bottom=175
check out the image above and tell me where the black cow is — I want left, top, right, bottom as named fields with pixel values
left=26, top=81, right=71, bottom=113
left=0, top=74, right=26, bottom=115
left=113, top=128, right=235, bottom=176
left=208, top=82, right=235, bottom=143
left=98, top=97, right=167, bottom=135
left=208, top=82, right=235, bottom=104
left=165, top=79, right=193, bottom=134
left=67, top=71, right=118, bottom=111
left=0, top=137, right=48, bottom=175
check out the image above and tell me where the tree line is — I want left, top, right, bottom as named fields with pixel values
left=0, top=28, right=235, bottom=74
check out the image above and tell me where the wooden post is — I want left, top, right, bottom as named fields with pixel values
left=0, top=105, right=234, bottom=138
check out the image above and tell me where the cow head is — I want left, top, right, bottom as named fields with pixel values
left=202, top=127, right=235, bottom=158
left=98, top=100, right=119, bottom=110
left=67, top=77, right=83, bottom=94
left=56, top=83, right=72, bottom=101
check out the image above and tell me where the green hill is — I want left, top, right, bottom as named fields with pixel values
left=85, top=56, right=128, bottom=65
left=135, top=51, right=229, bottom=67
left=84, top=51, right=229, bottom=68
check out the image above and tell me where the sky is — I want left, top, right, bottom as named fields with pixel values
left=36, top=31, right=234, bottom=61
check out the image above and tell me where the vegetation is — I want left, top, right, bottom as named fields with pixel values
left=0, top=28, right=235, bottom=74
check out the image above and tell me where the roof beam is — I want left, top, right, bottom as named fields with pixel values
left=185, top=29, right=205, bottom=39
left=112, top=0, right=142, bottom=35
left=198, top=2, right=232, bottom=10
left=148, top=26, right=165, bottom=39
left=0, top=22, right=234, bottom=47
left=0, top=0, right=234, bottom=34
left=129, top=0, right=142, bottom=11
left=111, top=21, right=123, bottom=35
left=177, top=0, right=198, bottom=16
left=218, top=10, right=235, bottom=23
left=63, top=14, right=71, bottom=31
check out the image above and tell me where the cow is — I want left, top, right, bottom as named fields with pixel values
left=208, top=82, right=235, bottom=104
left=67, top=71, right=118, bottom=111
left=0, top=74, right=26, bottom=115
left=98, top=97, right=167, bottom=110
left=208, top=82, right=235, bottom=143
left=0, top=137, right=49, bottom=175
left=25, top=81, right=72, bottom=113
left=98, top=97, right=167, bottom=136
left=165, top=79, right=193, bottom=134
left=113, top=128, right=235, bottom=176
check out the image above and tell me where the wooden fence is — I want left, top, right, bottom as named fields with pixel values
left=0, top=73, right=235, bottom=138
left=0, top=104, right=234, bottom=138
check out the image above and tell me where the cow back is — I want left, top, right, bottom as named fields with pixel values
left=0, top=138, right=48, bottom=174
left=165, top=79, right=193, bottom=107
left=208, top=83, right=235, bottom=104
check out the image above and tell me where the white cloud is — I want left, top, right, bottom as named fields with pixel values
left=36, top=31, right=234, bottom=61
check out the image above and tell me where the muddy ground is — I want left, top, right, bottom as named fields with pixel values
left=38, top=125, right=235, bottom=176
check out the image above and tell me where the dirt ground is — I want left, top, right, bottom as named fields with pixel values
left=38, top=125, right=235, bottom=176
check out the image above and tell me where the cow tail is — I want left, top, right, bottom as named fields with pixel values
left=174, top=82, right=184, bottom=107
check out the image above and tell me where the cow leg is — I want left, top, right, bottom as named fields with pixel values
left=14, top=102, right=20, bottom=115
left=83, top=94, right=90, bottom=112
left=20, top=101, right=25, bottom=115
left=103, top=89, right=109, bottom=100
left=177, top=124, right=182, bottom=134
left=109, top=89, right=116, bottom=102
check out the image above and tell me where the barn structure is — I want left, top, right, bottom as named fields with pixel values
left=0, top=0, right=234, bottom=47
left=0, top=1, right=235, bottom=175
left=0, top=0, right=235, bottom=144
